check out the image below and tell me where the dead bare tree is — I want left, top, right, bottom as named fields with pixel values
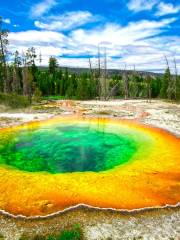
left=106, top=81, right=120, bottom=101
left=103, top=47, right=107, bottom=100
left=145, top=74, right=152, bottom=103
left=22, top=50, right=32, bottom=101
left=173, top=57, right=178, bottom=100
left=88, top=58, right=93, bottom=76
left=12, top=67, right=18, bottom=93
left=39, top=51, right=42, bottom=67
left=22, top=51, right=28, bottom=96
left=11, top=51, right=21, bottom=94
left=130, top=64, right=139, bottom=98
left=97, top=44, right=101, bottom=99
left=89, top=57, right=95, bottom=88
left=123, top=64, right=129, bottom=99
left=0, top=17, right=9, bottom=92
left=97, top=47, right=109, bottom=100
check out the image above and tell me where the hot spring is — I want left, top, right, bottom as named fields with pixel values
left=0, top=124, right=137, bottom=173
left=0, top=116, right=179, bottom=216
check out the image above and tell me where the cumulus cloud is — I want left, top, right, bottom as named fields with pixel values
left=127, top=0, right=158, bottom=12
left=30, top=0, right=57, bottom=17
left=127, top=0, right=180, bottom=17
left=8, top=17, right=180, bottom=72
left=8, top=30, right=67, bottom=48
left=34, top=11, right=100, bottom=31
left=155, top=2, right=180, bottom=16
left=2, top=18, right=11, bottom=24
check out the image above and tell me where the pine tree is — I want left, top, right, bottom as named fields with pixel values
left=66, top=74, right=77, bottom=98
left=76, top=74, right=88, bottom=100
left=49, top=57, right=58, bottom=74
left=123, top=70, right=129, bottom=99
left=22, top=66, right=33, bottom=103
left=129, top=69, right=139, bottom=98
left=12, top=51, right=22, bottom=94
left=151, top=77, right=161, bottom=98
left=145, top=74, right=152, bottom=102
left=176, top=75, right=180, bottom=101
left=174, top=58, right=179, bottom=101
left=160, top=68, right=170, bottom=99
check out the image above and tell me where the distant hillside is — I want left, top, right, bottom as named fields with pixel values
left=39, top=66, right=163, bottom=77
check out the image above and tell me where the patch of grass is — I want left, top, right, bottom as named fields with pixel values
left=0, top=233, right=4, bottom=239
left=19, top=233, right=29, bottom=240
left=57, top=224, right=82, bottom=240
left=0, top=93, right=30, bottom=108
left=42, top=96, right=67, bottom=101
left=19, top=224, right=83, bottom=240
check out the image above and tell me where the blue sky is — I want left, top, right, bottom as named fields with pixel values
left=0, top=0, right=180, bottom=72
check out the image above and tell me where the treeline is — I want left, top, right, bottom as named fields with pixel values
left=0, top=16, right=180, bottom=107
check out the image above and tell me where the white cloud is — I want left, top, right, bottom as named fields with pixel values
left=35, top=11, right=99, bottom=31
left=9, top=30, right=67, bottom=47
left=2, top=18, right=11, bottom=24
left=127, top=0, right=158, bottom=12
left=155, top=2, right=180, bottom=16
left=70, top=18, right=176, bottom=47
left=30, top=0, right=57, bottom=17
left=8, top=17, right=180, bottom=73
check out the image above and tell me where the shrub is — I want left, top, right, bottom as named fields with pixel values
left=47, top=237, right=56, bottom=240
left=0, top=233, right=4, bottom=239
left=33, top=88, right=42, bottom=102
left=47, top=224, right=83, bottom=240
left=19, top=224, right=83, bottom=240
left=57, top=224, right=83, bottom=240
left=0, top=93, right=30, bottom=108
left=19, top=234, right=29, bottom=240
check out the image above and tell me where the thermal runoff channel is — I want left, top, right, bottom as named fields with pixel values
left=0, top=117, right=179, bottom=216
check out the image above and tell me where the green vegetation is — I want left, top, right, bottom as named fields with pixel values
left=42, top=95, right=67, bottom=101
left=19, top=233, right=29, bottom=240
left=19, top=224, right=83, bottom=240
left=0, top=93, right=30, bottom=108
left=0, top=233, right=4, bottom=239
left=52, top=224, right=82, bottom=240
left=0, top=16, right=180, bottom=106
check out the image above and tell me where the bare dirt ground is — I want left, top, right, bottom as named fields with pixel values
left=77, top=99, right=180, bottom=137
left=0, top=99, right=180, bottom=240
left=0, top=206, right=180, bottom=240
